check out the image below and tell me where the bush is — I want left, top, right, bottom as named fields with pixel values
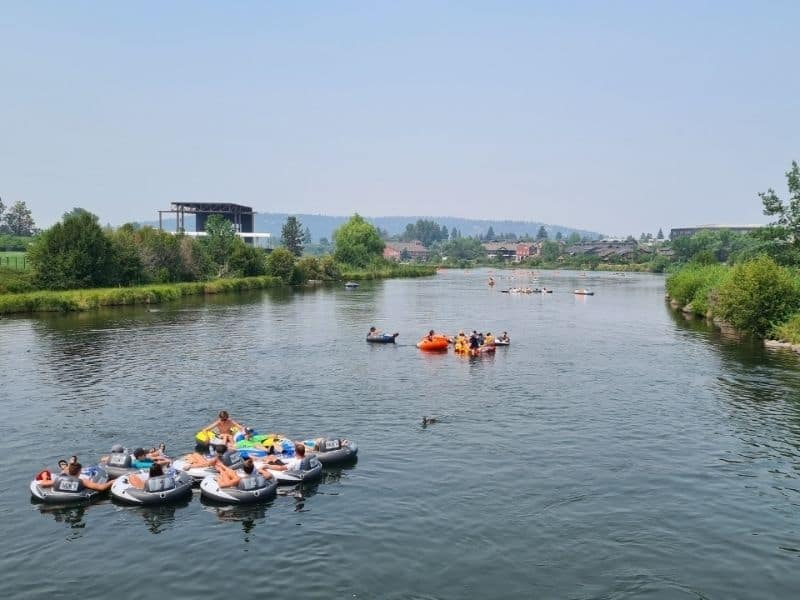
left=772, top=313, right=800, bottom=344
left=0, top=267, right=35, bottom=294
left=265, top=247, right=295, bottom=283
left=665, top=264, right=729, bottom=312
left=229, top=240, right=267, bottom=277
left=332, top=214, right=385, bottom=267
left=714, top=255, right=800, bottom=337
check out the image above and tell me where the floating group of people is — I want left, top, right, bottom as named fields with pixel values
left=31, top=410, right=357, bottom=506
left=414, top=329, right=510, bottom=355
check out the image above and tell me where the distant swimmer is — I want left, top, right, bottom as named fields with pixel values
left=422, top=416, right=438, bottom=426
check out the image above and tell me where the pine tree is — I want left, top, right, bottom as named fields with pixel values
left=536, top=226, right=548, bottom=240
left=657, top=228, right=664, bottom=240
left=281, top=216, right=304, bottom=256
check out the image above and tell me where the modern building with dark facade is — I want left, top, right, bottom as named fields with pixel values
left=158, top=202, right=255, bottom=235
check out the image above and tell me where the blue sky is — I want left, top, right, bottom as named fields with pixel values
left=1, top=1, right=798, bottom=235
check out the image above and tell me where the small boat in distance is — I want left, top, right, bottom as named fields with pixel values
left=574, top=289, right=594, bottom=296
left=344, top=281, right=359, bottom=289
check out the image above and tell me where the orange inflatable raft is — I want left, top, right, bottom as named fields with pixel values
left=417, top=336, right=449, bottom=352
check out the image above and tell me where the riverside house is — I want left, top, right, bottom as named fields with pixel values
left=384, top=241, right=429, bottom=262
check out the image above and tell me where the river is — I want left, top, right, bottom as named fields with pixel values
left=1, top=269, right=799, bottom=599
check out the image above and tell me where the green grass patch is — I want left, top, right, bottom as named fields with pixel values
left=0, top=275, right=282, bottom=315
left=772, top=313, right=800, bottom=344
left=338, top=263, right=436, bottom=280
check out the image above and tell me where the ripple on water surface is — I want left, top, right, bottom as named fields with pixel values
left=2, top=271, right=800, bottom=598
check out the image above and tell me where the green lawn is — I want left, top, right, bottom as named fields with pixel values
left=0, top=252, right=28, bottom=270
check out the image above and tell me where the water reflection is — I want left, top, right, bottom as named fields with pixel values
left=115, top=496, right=192, bottom=535
left=33, top=500, right=88, bottom=531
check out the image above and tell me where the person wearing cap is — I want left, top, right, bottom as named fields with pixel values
left=131, top=447, right=170, bottom=469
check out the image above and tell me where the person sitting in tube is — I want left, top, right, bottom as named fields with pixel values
left=368, top=326, right=382, bottom=337
left=483, top=332, right=495, bottom=346
left=215, top=457, right=273, bottom=488
left=132, top=447, right=171, bottom=469
left=235, top=428, right=268, bottom=451
left=179, top=442, right=218, bottom=469
left=200, top=410, right=245, bottom=444
left=498, top=331, right=510, bottom=343
left=128, top=463, right=165, bottom=490
left=37, top=462, right=113, bottom=492
left=263, top=443, right=308, bottom=471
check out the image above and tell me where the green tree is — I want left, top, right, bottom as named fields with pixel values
left=536, top=226, right=548, bottom=241
left=302, top=226, right=313, bottom=245
left=400, top=219, right=447, bottom=247
left=657, top=228, right=664, bottom=240
left=204, top=215, right=237, bottom=275
left=108, top=224, right=144, bottom=285
left=441, top=237, right=486, bottom=260
left=266, top=247, right=295, bottom=282
left=281, top=216, right=304, bottom=256
left=715, top=255, right=800, bottom=337
left=3, top=200, right=36, bottom=236
left=333, top=214, right=385, bottom=267
left=28, top=209, right=115, bottom=289
left=540, top=240, right=561, bottom=262
left=485, top=225, right=495, bottom=241
left=760, top=160, right=800, bottom=248
left=0, top=197, right=5, bottom=232
left=229, top=239, right=267, bottom=277
left=555, top=231, right=563, bottom=241
left=567, top=232, right=581, bottom=245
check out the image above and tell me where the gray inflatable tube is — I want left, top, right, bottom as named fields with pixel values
left=199, top=473, right=278, bottom=504
left=30, top=467, right=109, bottom=504
left=311, top=439, right=358, bottom=465
left=111, top=470, right=193, bottom=505
left=264, top=456, right=323, bottom=484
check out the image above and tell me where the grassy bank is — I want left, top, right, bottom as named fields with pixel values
left=338, top=263, right=436, bottom=280
left=666, top=256, right=800, bottom=340
left=0, top=275, right=282, bottom=315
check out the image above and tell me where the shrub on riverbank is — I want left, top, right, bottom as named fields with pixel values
left=0, top=275, right=282, bottom=315
left=713, top=256, right=800, bottom=337
left=772, top=314, right=800, bottom=344
left=665, top=264, right=730, bottom=314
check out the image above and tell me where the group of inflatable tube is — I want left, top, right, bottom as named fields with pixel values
left=30, top=435, right=357, bottom=507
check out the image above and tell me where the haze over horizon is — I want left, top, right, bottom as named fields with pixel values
left=2, top=2, right=798, bottom=235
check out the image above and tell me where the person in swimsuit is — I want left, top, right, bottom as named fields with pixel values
left=200, top=411, right=245, bottom=444
left=215, top=457, right=273, bottom=488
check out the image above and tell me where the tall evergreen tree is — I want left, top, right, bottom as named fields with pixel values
left=657, top=228, right=664, bottom=240
left=485, top=225, right=495, bottom=241
left=281, top=216, right=304, bottom=256
left=536, top=226, right=548, bottom=240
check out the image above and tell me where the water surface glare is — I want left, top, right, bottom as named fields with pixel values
left=2, top=269, right=800, bottom=599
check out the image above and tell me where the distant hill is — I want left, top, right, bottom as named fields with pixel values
left=152, top=213, right=602, bottom=242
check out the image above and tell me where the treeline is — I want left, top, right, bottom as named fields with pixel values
left=667, top=160, right=800, bottom=342
left=1, top=210, right=434, bottom=295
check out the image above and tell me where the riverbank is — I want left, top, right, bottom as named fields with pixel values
left=0, top=263, right=438, bottom=315
left=0, top=275, right=283, bottom=315
left=665, top=257, right=800, bottom=351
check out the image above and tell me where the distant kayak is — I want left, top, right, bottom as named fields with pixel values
left=574, top=289, right=594, bottom=296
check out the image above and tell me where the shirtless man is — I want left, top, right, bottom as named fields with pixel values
left=38, top=463, right=113, bottom=492
left=200, top=410, right=245, bottom=444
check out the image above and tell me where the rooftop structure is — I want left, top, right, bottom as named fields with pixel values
left=157, top=202, right=270, bottom=246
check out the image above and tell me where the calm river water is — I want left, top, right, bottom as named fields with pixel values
left=2, top=269, right=800, bottom=599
